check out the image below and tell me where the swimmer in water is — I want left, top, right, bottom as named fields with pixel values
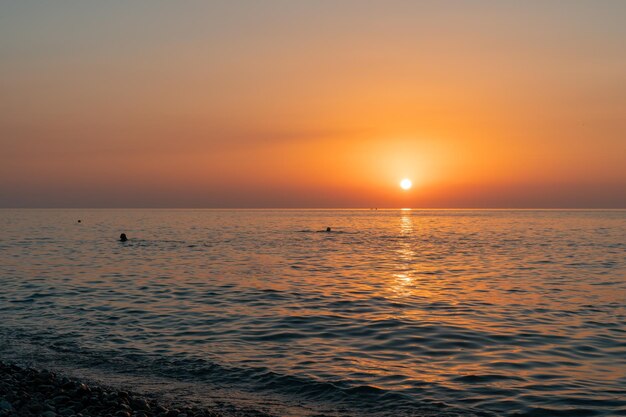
left=120, top=233, right=128, bottom=242
left=326, top=227, right=331, bottom=232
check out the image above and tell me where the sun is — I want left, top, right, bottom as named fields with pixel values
left=400, top=178, right=412, bottom=190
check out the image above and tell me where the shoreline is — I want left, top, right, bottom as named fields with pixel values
left=0, top=361, right=272, bottom=417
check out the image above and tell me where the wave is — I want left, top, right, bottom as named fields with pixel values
left=0, top=325, right=489, bottom=417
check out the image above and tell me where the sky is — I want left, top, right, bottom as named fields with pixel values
left=1, top=1, right=625, bottom=208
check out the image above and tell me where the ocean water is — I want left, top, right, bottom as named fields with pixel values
left=0, top=209, right=625, bottom=417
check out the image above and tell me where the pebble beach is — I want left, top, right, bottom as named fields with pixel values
left=0, top=362, right=264, bottom=417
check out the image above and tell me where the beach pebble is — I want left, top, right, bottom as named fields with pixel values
left=42, top=411, right=57, bottom=417
left=27, top=400, right=43, bottom=412
left=0, top=399, right=13, bottom=411
left=59, top=407, right=75, bottom=416
left=54, top=394, right=71, bottom=404
left=131, top=398, right=151, bottom=411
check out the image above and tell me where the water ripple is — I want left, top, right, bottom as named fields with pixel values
left=0, top=209, right=625, bottom=416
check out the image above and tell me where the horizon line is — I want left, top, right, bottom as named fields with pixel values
left=1, top=207, right=625, bottom=211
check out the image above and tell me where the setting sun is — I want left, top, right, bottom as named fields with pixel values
left=400, top=179, right=413, bottom=190
left=0, top=3, right=624, bottom=417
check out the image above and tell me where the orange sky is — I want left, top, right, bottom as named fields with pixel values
left=1, top=1, right=625, bottom=207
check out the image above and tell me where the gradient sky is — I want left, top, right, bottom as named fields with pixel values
left=1, top=1, right=625, bottom=208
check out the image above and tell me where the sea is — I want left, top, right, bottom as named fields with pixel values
left=0, top=209, right=624, bottom=417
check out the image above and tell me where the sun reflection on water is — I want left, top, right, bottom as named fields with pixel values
left=389, top=212, right=420, bottom=298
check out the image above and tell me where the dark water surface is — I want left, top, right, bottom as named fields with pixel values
left=1, top=209, right=625, bottom=416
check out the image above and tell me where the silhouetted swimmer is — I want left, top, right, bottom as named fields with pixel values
left=77, top=220, right=81, bottom=223
left=326, top=227, right=332, bottom=232
left=120, top=233, right=128, bottom=242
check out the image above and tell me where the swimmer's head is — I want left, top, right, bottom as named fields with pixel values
left=120, top=233, right=128, bottom=242
left=326, top=227, right=331, bottom=232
